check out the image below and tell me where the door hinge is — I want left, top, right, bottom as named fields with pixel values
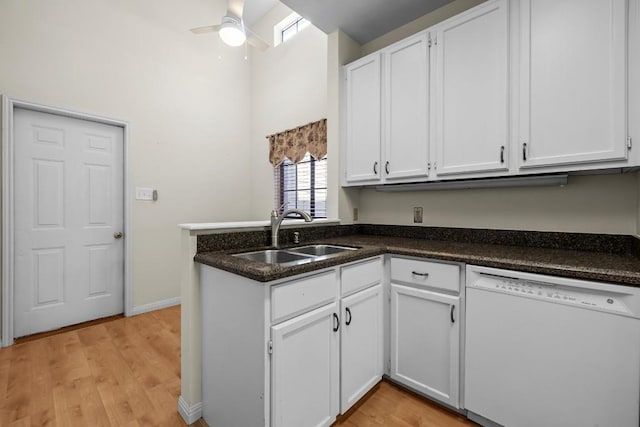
left=268, top=340, right=273, bottom=355
left=428, top=35, right=432, bottom=48
left=433, top=36, right=437, bottom=46
left=627, top=136, right=632, bottom=150
left=387, top=359, right=391, bottom=372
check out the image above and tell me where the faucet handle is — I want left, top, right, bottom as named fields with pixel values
left=276, top=201, right=289, bottom=214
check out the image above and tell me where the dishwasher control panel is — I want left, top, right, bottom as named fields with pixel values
left=472, top=276, right=632, bottom=315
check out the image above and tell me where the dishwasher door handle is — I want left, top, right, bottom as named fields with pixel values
left=450, top=305, right=455, bottom=324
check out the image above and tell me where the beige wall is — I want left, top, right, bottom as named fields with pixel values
left=0, top=0, right=253, bottom=312
left=249, top=4, right=328, bottom=217
left=358, top=174, right=639, bottom=234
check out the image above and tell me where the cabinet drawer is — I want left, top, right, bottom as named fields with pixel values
left=271, top=271, right=337, bottom=323
left=390, top=257, right=459, bottom=292
left=341, top=257, right=383, bottom=296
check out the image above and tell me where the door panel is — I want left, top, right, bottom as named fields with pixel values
left=434, top=0, right=509, bottom=176
left=271, top=303, right=339, bottom=427
left=390, top=284, right=460, bottom=408
left=340, top=284, right=383, bottom=413
left=14, top=108, right=124, bottom=337
left=384, top=33, right=430, bottom=181
left=519, top=0, right=628, bottom=167
left=345, top=54, right=382, bottom=183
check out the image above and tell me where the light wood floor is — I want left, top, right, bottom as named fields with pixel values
left=0, top=306, right=475, bottom=427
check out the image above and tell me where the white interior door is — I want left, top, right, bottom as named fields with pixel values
left=13, top=108, right=124, bottom=337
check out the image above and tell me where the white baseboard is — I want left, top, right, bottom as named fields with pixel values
left=131, top=297, right=181, bottom=316
left=178, top=395, right=203, bottom=425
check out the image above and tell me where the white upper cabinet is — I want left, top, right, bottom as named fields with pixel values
left=383, top=33, right=430, bottom=181
left=343, top=0, right=637, bottom=187
left=345, top=53, right=382, bottom=183
left=433, top=0, right=510, bottom=176
left=519, top=0, right=629, bottom=168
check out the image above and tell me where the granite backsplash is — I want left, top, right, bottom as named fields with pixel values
left=197, top=224, right=640, bottom=257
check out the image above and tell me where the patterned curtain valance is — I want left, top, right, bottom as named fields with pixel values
left=267, top=118, right=327, bottom=166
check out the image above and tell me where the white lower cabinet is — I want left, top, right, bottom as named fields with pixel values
left=389, top=255, right=462, bottom=409
left=201, top=255, right=462, bottom=426
left=201, top=257, right=383, bottom=427
left=390, top=284, right=461, bottom=408
left=271, top=302, right=340, bottom=427
left=340, top=284, right=384, bottom=412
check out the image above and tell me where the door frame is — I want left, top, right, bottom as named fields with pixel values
left=1, top=95, right=133, bottom=347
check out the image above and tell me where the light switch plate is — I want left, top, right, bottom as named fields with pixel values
left=136, top=187, right=154, bottom=201
left=413, top=207, right=423, bottom=223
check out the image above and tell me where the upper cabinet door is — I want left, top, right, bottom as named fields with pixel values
left=519, top=0, right=628, bottom=169
left=345, top=53, right=382, bottom=183
left=383, top=32, right=430, bottom=181
left=433, top=0, right=510, bottom=177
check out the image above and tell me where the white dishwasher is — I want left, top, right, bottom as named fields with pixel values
left=465, top=265, right=640, bottom=427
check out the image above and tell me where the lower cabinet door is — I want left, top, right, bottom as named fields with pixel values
left=340, top=284, right=384, bottom=413
left=390, top=284, right=460, bottom=408
left=271, top=302, right=340, bottom=427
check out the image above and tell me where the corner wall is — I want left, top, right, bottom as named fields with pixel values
left=249, top=3, right=328, bottom=217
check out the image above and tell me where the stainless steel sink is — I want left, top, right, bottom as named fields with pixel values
left=232, top=249, right=313, bottom=266
left=232, top=245, right=357, bottom=266
left=287, top=244, right=357, bottom=257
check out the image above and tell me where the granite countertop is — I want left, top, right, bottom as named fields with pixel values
left=194, top=233, right=640, bottom=286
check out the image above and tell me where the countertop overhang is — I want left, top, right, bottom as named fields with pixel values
left=194, top=234, right=640, bottom=286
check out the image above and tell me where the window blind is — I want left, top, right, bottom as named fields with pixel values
left=274, top=153, right=327, bottom=218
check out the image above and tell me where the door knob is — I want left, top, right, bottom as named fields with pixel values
left=114, top=232, right=123, bottom=239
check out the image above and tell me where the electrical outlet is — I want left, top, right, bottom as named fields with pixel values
left=353, top=208, right=359, bottom=221
left=413, top=207, right=423, bottom=223
left=136, top=187, right=154, bottom=201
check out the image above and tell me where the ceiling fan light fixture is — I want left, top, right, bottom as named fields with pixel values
left=219, top=15, right=246, bottom=47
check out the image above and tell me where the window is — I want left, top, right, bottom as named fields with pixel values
left=274, top=13, right=310, bottom=46
left=274, top=153, right=327, bottom=218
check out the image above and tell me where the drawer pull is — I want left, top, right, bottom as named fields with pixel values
left=411, top=271, right=429, bottom=278
left=333, top=313, right=340, bottom=332
left=345, top=307, right=352, bottom=326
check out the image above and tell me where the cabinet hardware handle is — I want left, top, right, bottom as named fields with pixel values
left=522, top=143, right=527, bottom=161
left=373, top=161, right=378, bottom=174
left=385, top=161, right=390, bottom=174
left=333, top=313, right=340, bottom=332
left=500, top=146, right=505, bottom=163
left=345, top=307, right=352, bottom=326
left=411, top=271, right=429, bottom=278
left=450, top=305, right=455, bottom=323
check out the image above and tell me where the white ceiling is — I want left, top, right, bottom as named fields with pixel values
left=280, top=0, right=456, bottom=44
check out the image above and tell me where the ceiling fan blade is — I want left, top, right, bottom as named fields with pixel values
left=246, top=26, right=270, bottom=51
left=190, top=24, right=221, bottom=34
left=227, top=0, right=244, bottom=20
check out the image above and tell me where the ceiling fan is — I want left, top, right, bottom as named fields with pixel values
left=190, top=0, right=270, bottom=51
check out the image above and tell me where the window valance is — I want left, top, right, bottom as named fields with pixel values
left=267, top=118, right=327, bottom=166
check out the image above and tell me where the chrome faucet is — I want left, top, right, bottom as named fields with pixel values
left=270, top=208, right=312, bottom=248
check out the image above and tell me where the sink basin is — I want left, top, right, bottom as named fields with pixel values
left=233, top=249, right=313, bottom=265
left=232, top=245, right=357, bottom=266
left=287, top=244, right=357, bottom=257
